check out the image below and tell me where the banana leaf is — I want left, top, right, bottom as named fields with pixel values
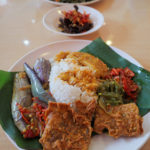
left=0, top=70, right=42, bottom=150
left=0, top=37, right=150, bottom=149
left=80, top=38, right=150, bottom=116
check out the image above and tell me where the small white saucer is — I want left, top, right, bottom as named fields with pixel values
left=42, top=5, right=104, bottom=36
left=46, top=0, right=101, bottom=6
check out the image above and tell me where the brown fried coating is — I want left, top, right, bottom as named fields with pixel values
left=55, top=52, right=108, bottom=78
left=66, top=52, right=108, bottom=78
left=39, top=102, right=92, bottom=150
left=94, top=103, right=143, bottom=138
left=74, top=100, right=96, bottom=121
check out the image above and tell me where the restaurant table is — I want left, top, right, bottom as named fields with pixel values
left=0, top=0, right=150, bottom=149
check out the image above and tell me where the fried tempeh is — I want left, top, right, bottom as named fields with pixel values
left=39, top=102, right=93, bottom=150
left=94, top=103, right=143, bottom=138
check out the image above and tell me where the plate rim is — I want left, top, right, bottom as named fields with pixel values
left=46, top=0, right=101, bottom=6
left=8, top=39, right=148, bottom=150
left=9, top=39, right=142, bottom=71
left=42, top=5, right=104, bottom=36
left=9, top=39, right=92, bottom=71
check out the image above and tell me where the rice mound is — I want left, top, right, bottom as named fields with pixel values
left=49, top=52, right=108, bottom=104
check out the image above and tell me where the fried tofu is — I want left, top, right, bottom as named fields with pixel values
left=94, top=103, right=143, bottom=138
left=39, top=102, right=93, bottom=150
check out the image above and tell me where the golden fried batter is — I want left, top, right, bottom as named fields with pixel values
left=74, top=100, right=96, bottom=121
left=94, top=103, right=143, bottom=138
left=39, top=102, right=92, bottom=150
left=67, top=52, right=108, bottom=78
left=55, top=52, right=108, bottom=78
left=55, top=51, right=70, bottom=61
left=59, top=70, right=100, bottom=93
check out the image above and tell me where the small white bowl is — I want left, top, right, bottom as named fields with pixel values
left=42, top=5, right=104, bottom=36
left=46, top=0, right=101, bottom=6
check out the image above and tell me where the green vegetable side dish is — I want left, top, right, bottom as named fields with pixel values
left=50, top=0, right=93, bottom=3
left=81, top=38, right=150, bottom=116
left=0, top=38, right=150, bottom=149
left=97, top=80, right=124, bottom=111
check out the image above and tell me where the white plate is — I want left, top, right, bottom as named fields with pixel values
left=9, top=40, right=150, bottom=150
left=47, top=0, right=101, bottom=6
left=42, top=5, right=104, bottom=36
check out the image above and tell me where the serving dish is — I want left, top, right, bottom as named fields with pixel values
left=42, top=5, right=104, bottom=36
left=8, top=40, right=150, bottom=150
left=46, top=0, right=101, bottom=6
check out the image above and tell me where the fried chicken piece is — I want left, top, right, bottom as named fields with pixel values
left=39, top=102, right=92, bottom=150
left=94, top=103, right=143, bottom=138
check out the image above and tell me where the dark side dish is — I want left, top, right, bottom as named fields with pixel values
left=51, top=0, right=93, bottom=4
left=58, top=5, right=93, bottom=34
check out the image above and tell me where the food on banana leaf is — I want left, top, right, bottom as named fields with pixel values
left=97, top=80, right=124, bottom=112
left=49, top=51, right=108, bottom=104
left=74, top=100, right=96, bottom=121
left=17, top=97, right=47, bottom=138
left=39, top=101, right=92, bottom=150
left=10, top=52, right=143, bottom=150
left=34, top=58, right=51, bottom=89
left=11, top=59, right=55, bottom=138
left=11, top=72, right=32, bottom=136
left=97, top=67, right=140, bottom=112
left=94, top=103, right=143, bottom=138
left=24, top=63, right=55, bottom=104
left=11, top=72, right=48, bottom=138
left=105, top=68, right=140, bottom=102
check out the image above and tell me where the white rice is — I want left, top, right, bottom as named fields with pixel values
left=49, top=58, right=97, bottom=104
